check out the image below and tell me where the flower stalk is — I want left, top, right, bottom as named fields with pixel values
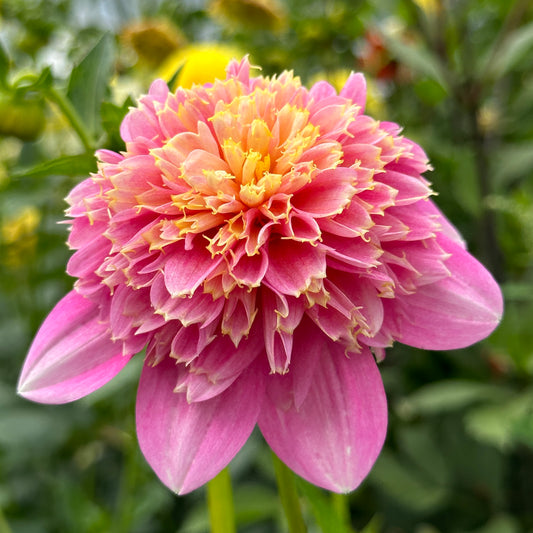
left=44, top=85, right=95, bottom=152
left=272, top=452, right=307, bottom=533
left=207, top=467, right=236, bottom=533
left=332, top=492, right=354, bottom=532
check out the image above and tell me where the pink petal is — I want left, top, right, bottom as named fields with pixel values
left=387, top=236, right=503, bottom=350
left=18, top=291, right=131, bottom=404
left=259, top=330, right=387, bottom=493
left=264, top=241, right=326, bottom=297
left=419, top=199, right=467, bottom=249
left=164, top=241, right=222, bottom=297
left=178, top=326, right=264, bottom=402
left=309, top=80, right=337, bottom=100
left=136, top=357, right=265, bottom=494
left=340, top=72, right=367, bottom=111
left=292, top=168, right=356, bottom=218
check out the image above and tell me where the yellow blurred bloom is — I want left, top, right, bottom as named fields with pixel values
left=159, top=43, right=243, bottom=90
left=412, top=0, right=439, bottom=15
left=1, top=205, right=41, bottom=268
left=2, top=206, right=40, bottom=245
left=121, top=18, right=186, bottom=67
left=209, top=0, right=287, bottom=32
left=478, top=102, right=500, bottom=134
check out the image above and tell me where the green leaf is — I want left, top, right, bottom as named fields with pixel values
left=492, top=142, right=533, bottom=188
left=469, top=514, right=521, bottom=533
left=380, top=31, right=449, bottom=90
left=10, top=154, right=96, bottom=180
left=180, top=484, right=279, bottom=533
left=501, top=282, right=533, bottom=302
left=464, top=389, right=533, bottom=450
left=13, top=66, right=53, bottom=93
left=0, top=407, right=68, bottom=450
left=397, top=425, right=451, bottom=486
left=360, top=515, right=383, bottom=533
left=297, top=480, right=353, bottom=533
left=67, top=34, right=115, bottom=138
left=0, top=42, right=10, bottom=89
left=100, top=97, right=133, bottom=150
left=397, top=380, right=512, bottom=418
left=480, top=21, right=533, bottom=80
left=368, top=450, right=448, bottom=513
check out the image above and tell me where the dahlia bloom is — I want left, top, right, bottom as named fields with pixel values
left=18, top=58, right=502, bottom=494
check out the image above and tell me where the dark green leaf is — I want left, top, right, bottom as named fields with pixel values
left=368, top=450, right=448, bottom=513
left=100, top=97, right=134, bottom=150
left=397, top=425, right=451, bottom=486
left=380, top=31, right=449, bottom=90
left=0, top=41, right=10, bottom=89
left=67, top=34, right=115, bottom=138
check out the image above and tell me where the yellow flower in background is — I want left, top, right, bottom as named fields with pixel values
left=121, top=18, right=186, bottom=67
left=1, top=205, right=41, bottom=268
left=159, top=43, right=243, bottom=89
left=209, top=0, right=287, bottom=32
left=309, top=69, right=387, bottom=118
left=412, top=0, right=439, bottom=14
left=2, top=206, right=40, bottom=245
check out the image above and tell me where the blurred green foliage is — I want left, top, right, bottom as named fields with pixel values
left=1, top=0, right=533, bottom=531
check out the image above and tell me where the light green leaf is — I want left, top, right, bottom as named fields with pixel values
left=10, top=154, right=96, bottom=180
left=492, top=142, right=533, bottom=188
left=501, top=282, right=533, bottom=302
left=468, top=514, right=521, bottom=533
left=465, top=389, right=533, bottom=450
left=67, top=33, right=115, bottom=137
left=397, top=380, right=512, bottom=418
left=480, top=21, right=533, bottom=80
left=360, top=515, right=383, bottom=533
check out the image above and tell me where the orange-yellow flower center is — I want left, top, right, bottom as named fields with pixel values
left=149, top=74, right=347, bottom=258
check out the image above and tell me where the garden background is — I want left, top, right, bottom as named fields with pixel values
left=1, top=0, right=533, bottom=531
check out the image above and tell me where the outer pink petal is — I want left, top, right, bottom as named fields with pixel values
left=388, top=236, right=503, bottom=350
left=415, top=199, right=467, bottom=249
left=18, top=291, right=131, bottom=404
left=259, top=331, right=387, bottom=493
left=340, top=72, right=366, bottom=111
left=136, top=357, right=265, bottom=494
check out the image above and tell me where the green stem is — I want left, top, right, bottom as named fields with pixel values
left=207, top=467, right=236, bottom=533
left=45, top=85, right=95, bottom=152
left=272, top=453, right=307, bottom=533
left=331, top=493, right=354, bottom=532
left=0, top=507, right=13, bottom=533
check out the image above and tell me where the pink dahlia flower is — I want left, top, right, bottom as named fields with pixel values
left=18, top=57, right=502, bottom=494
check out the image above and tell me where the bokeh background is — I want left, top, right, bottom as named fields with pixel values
left=1, top=0, right=533, bottom=532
